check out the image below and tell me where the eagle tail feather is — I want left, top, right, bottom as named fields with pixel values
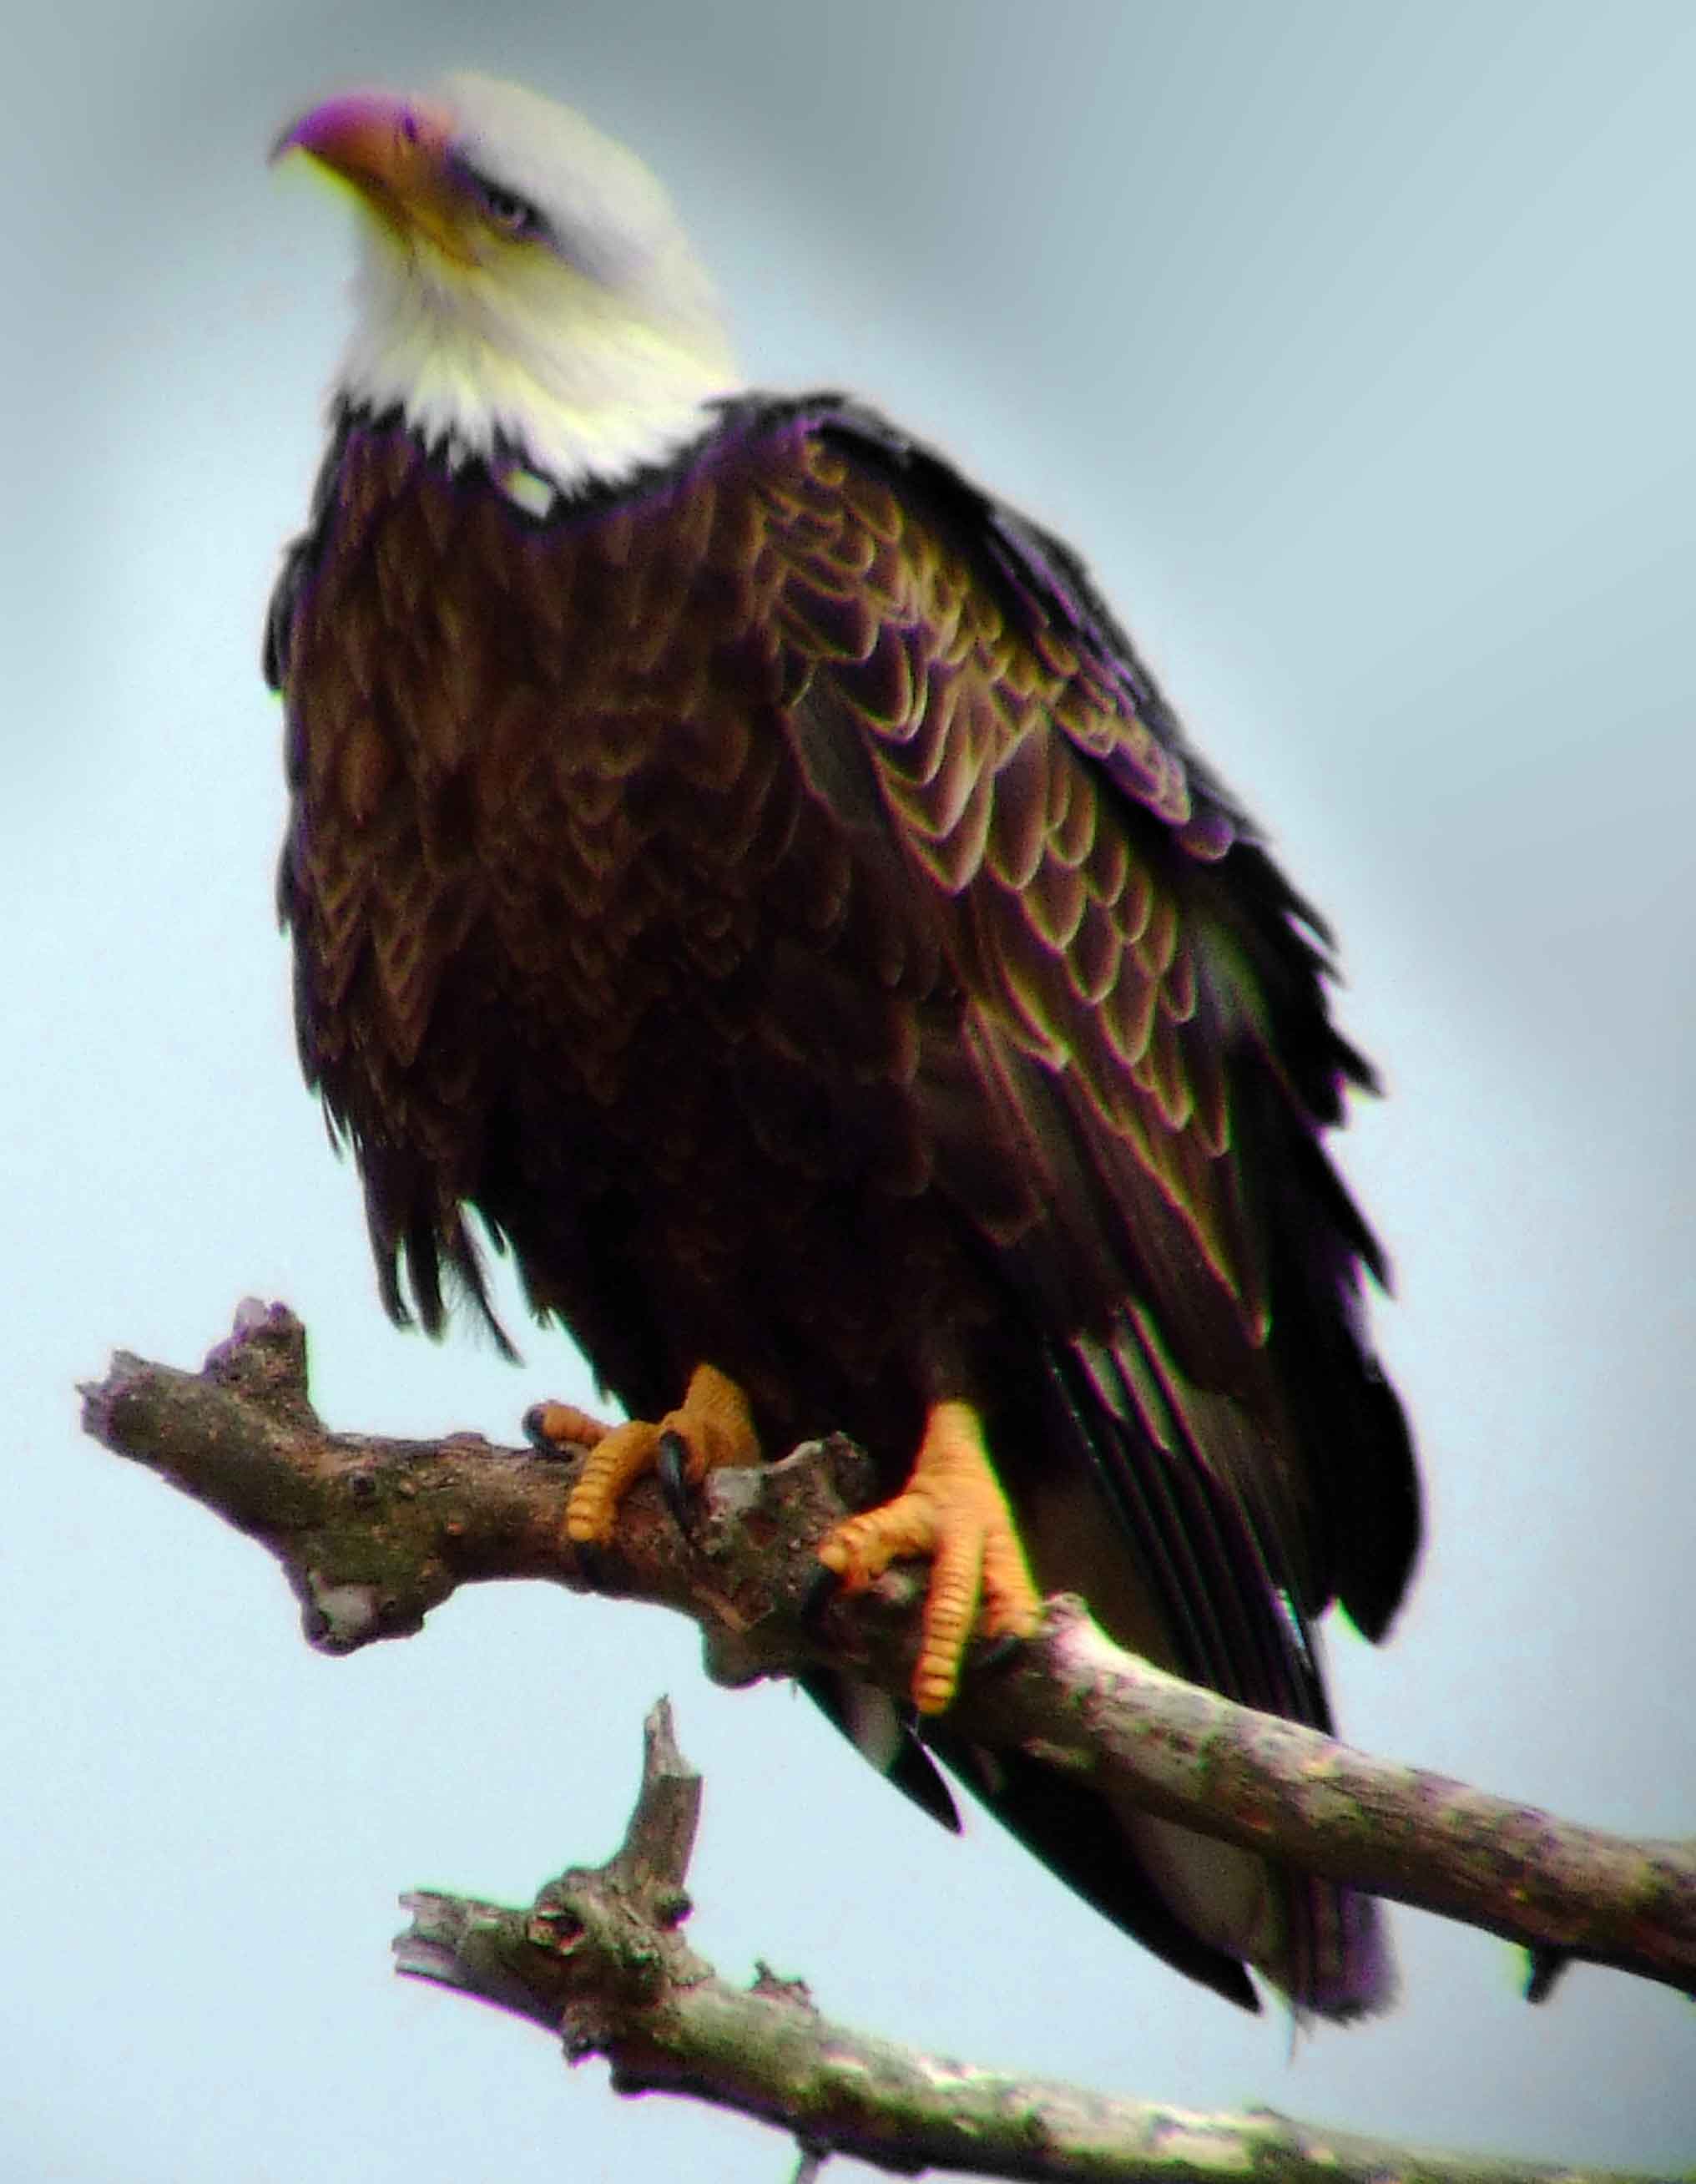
left=1037, top=1340, right=1396, bottom=2019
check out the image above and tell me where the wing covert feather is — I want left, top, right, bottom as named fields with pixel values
left=759, top=430, right=1268, bottom=1330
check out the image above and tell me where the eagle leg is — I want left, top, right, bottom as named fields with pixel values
left=562, top=1363, right=760, bottom=1549
left=817, top=1400, right=1043, bottom=1715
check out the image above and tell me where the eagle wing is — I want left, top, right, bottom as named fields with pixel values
left=750, top=404, right=1420, bottom=2010
left=760, top=403, right=1416, bottom=1646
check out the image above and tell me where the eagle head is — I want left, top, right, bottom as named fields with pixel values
left=275, top=73, right=744, bottom=488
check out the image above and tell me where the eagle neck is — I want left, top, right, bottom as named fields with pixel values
left=331, top=390, right=843, bottom=521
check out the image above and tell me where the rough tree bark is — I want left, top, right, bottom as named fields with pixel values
left=78, top=1302, right=1695, bottom=2183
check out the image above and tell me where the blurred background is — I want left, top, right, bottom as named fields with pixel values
left=4, top=3, right=1693, bottom=2177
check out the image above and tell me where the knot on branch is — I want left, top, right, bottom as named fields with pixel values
left=396, top=1701, right=710, bottom=2051
left=204, top=1297, right=316, bottom=1422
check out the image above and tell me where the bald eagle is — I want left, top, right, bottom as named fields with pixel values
left=269, top=73, right=1420, bottom=2018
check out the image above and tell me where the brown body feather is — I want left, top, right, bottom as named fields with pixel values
left=270, top=393, right=1420, bottom=2014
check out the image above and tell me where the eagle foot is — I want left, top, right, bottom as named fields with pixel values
left=563, top=1364, right=760, bottom=1550
left=816, top=1399, right=1042, bottom=1715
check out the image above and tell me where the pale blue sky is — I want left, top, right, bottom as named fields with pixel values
left=5, top=3, right=1693, bottom=2178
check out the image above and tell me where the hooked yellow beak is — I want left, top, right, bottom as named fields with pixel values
left=275, top=91, right=474, bottom=265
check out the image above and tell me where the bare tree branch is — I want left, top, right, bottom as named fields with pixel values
left=80, top=1302, right=1696, bottom=2010
left=392, top=1700, right=1681, bottom=2184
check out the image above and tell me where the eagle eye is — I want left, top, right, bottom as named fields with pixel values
left=465, top=169, right=546, bottom=240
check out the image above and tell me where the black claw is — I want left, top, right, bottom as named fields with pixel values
left=656, top=1431, right=694, bottom=1536
left=974, top=1630, right=1029, bottom=1677
left=800, top=1560, right=843, bottom=1632
left=1524, top=1944, right=1571, bottom=2005
left=522, top=1403, right=569, bottom=1458
left=574, top=1539, right=607, bottom=1588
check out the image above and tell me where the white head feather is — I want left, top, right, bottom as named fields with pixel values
left=332, top=73, right=745, bottom=490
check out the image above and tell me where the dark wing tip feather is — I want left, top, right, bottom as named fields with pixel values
left=364, top=1172, right=519, bottom=1363
left=426, top=1211, right=521, bottom=1364
left=1335, top=1366, right=1422, bottom=1644
left=1289, top=1877, right=1399, bottom=2023
left=1227, top=1054, right=1423, bottom=1639
left=1047, top=1340, right=1329, bottom=1725
left=923, top=1729, right=1261, bottom=2013
left=797, top=1673, right=962, bottom=1833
